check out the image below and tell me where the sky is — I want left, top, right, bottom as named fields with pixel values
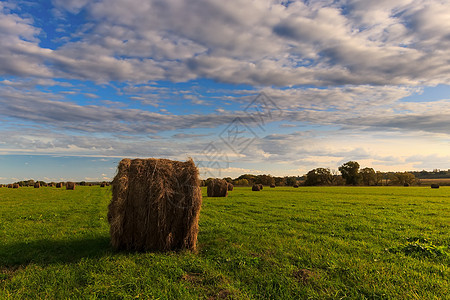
left=0, top=0, right=450, bottom=183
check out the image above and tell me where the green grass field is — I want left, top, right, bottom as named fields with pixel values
left=1, top=186, right=449, bottom=299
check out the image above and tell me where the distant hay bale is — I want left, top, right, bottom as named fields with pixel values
left=13, top=184, right=19, bottom=189
left=7, top=184, right=13, bottom=188
left=66, top=182, right=75, bottom=190
left=100, top=182, right=106, bottom=187
left=252, top=184, right=261, bottom=191
left=34, top=182, right=40, bottom=188
left=270, top=184, right=275, bottom=188
left=293, top=184, right=299, bottom=188
left=258, top=184, right=263, bottom=190
left=207, top=179, right=228, bottom=197
left=403, top=183, right=410, bottom=187
left=56, top=182, right=62, bottom=188
left=108, top=158, right=202, bottom=252
left=48, top=183, right=55, bottom=187
left=431, top=184, right=440, bottom=189
left=227, top=183, right=234, bottom=191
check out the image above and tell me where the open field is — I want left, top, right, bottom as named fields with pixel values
left=0, top=186, right=449, bottom=299
left=419, top=178, right=450, bottom=186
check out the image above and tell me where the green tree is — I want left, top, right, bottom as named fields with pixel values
left=374, top=171, right=384, bottom=186
left=284, top=176, right=298, bottom=186
left=339, top=161, right=361, bottom=185
left=389, top=172, right=416, bottom=186
left=360, top=167, right=376, bottom=186
left=256, top=174, right=275, bottom=186
left=234, top=179, right=249, bottom=186
left=305, top=168, right=333, bottom=186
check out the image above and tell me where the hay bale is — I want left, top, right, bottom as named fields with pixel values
left=13, top=184, right=19, bottom=188
left=100, top=182, right=106, bottom=187
left=7, top=184, right=13, bottom=188
left=270, top=184, right=275, bottom=188
left=56, top=182, right=62, bottom=188
left=293, top=184, right=299, bottom=188
left=34, top=182, right=40, bottom=188
left=207, top=179, right=228, bottom=197
left=431, top=184, right=440, bottom=189
left=66, top=182, right=75, bottom=190
left=227, top=183, right=234, bottom=191
left=108, top=158, right=202, bottom=252
left=259, top=184, right=263, bottom=190
left=252, top=184, right=261, bottom=191
left=403, top=183, right=410, bottom=187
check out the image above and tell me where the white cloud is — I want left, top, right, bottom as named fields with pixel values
left=1, top=0, right=450, bottom=85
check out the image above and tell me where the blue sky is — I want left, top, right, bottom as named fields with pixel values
left=1, top=0, right=450, bottom=183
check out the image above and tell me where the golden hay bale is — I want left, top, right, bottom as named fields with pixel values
left=56, top=182, right=62, bottom=188
left=13, top=184, right=19, bottom=188
left=270, top=184, right=275, bottom=188
left=259, top=184, right=263, bottom=190
left=100, top=182, right=106, bottom=187
left=227, top=183, right=234, bottom=191
left=7, top=184, right=13, bottom=188
left=108, top=158, right=202, bottom=252
left=207, top=179, right=228, bottom=197
left=66, top=182, right=75, bottom=190
left=252, top=184, right=261, bottom=191
left=293, top=184, right=299, bottom=188
left=431, top=184, right=440, bottom=189
left=34, top=182, right=40, bottom=188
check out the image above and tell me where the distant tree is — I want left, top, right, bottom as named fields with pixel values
left=375, top=171, right=384, bottom=186
left=360, top=167, right=376, bottom=186
left=274, top=177, right=286, bottom=186
left=389, top=172, right=416, bottom=186
left=305, top=168, right=333, bottom=186
left=237, top=174, right=257, bottom=184
left=222, top=177, right=233, bottom=183
left=234, top=179, right=249, bottom=186
left=256, top=174, right=275, bottom=186
left=285, top=176, right=298, bottom=186
left=339, top=161, right=361, bottom=185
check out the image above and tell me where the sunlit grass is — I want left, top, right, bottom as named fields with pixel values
left=1, top=186, right=449, bottom=299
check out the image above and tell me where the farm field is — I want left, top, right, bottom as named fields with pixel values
left=0, top=186, right=449, bottom=299
left=419, top=178, right=450, bottom=186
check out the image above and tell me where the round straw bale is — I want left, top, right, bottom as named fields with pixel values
left=13, top=184, right=19, bottom=188
left=403, top=183, right=410, bottom=187
left=108, top=158, right=202, bottom=252
left=252, top=184, right=261, bottom=191
left=56, top=182, right=62, bottom=188
left=258, top=184, right=263, bottom=190
left=207, top=179, right=228, bottom=197
left=66, top=182, right=75, bottom=190
left=227, top=183, right=234, bottom=191
left=431, top=184, right=439, bottom=189
left=34, top=182, right=40, bottom=188
left=293, top=184, right=299, bottom=188
left=270, top=184, right=275, bottom=188
left=100, top=182, right=106, bottom=187
left=8, top=184, right=13, bottom=188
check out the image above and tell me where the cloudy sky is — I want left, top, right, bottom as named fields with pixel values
left=1, top=0, right=450, bottom=183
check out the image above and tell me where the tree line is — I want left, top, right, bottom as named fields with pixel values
left=205, top=161, right=437, bottom=187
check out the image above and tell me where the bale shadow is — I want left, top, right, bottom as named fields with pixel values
left=0, top=235, right=113, bottom=268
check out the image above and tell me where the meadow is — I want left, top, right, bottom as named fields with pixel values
left=0, top=186, right=449, bottom=299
